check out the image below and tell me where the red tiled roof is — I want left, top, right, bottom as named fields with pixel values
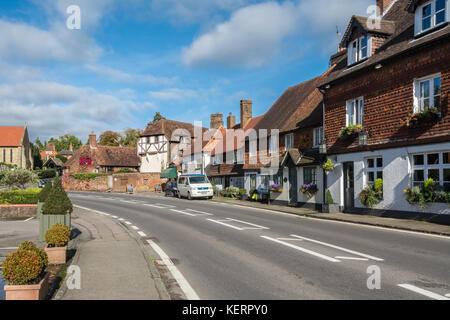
left=0, top=126, right=25, bottom=147
left=141, top=119, right=207, bottom=141
left=64, top=145, right=140, bottom=169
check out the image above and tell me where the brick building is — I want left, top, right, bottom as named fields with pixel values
left=0, top=126, right=33, bottom=169
left=319, top=0, right=450, bottom=214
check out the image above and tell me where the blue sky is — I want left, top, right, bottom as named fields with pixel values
left=0, top=0, right=372, bottom=142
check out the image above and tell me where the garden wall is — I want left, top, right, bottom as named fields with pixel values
left=0, top=204, right=37, bottom=218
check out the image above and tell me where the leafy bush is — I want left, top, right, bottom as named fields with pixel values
left=71, top=173, right=108, bottom=181
left=42, top=177, right=73, bottom=215
left=405, top=179, right=450, bottom=205
left=359, top=186, right=381, bottom=208
left=326, top=190, right=334, bottom=205
left=55, top=155, right=68, bottom=163
left=1, top=249, right=45, bottom=285
left=36, top=169, right=57, bottom=179
left=2, top=169, right=39, bottom=189
left=117, top=168, right=134, bottom=173
left=239, top=188, right=247, bottom=195
left=0, top=188, right=41, bottom=204
left=45, top=223, right=71, bottom=247
left=18, top=241, right=48, bottom=268
left=224, top=186, right=240, bottom=198
left=38, top=181, right=53, bottom=202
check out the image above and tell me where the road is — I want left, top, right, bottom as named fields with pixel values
left=68, top=191, right=450, bottom=300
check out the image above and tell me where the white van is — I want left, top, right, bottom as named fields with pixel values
left=177, top=174, right=213, bottom=200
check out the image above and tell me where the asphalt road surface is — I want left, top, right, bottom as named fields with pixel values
left=68, top=191, right=450, bottom=300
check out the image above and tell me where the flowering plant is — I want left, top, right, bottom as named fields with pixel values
left=269, top=184, right=283, bottom=192
left=404, top=108, right=440, bottom=127
left=338, top=124, right=362, bottom=139
left=300, top=184, right=318, bottom=198
left=322, top=159, right=335, bottom=172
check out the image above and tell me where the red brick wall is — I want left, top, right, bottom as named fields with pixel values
left=324, top=38, right=450, bottom=154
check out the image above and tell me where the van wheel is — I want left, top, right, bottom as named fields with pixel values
left=187, top=192, right=192, bottom=200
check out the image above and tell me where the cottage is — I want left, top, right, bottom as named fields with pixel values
left=319, top=0, right=450, bottom=215
left=0, top=126, right=33, bottom=169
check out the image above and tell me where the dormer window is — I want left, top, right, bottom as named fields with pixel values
left=415, top=0, right=448, bottom=36
left=347, top=35, right=371, bottom=66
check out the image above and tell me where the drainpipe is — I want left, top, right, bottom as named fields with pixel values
left=319, top=87, right=327, bottom=209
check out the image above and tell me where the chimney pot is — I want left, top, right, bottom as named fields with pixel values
left=89, top=132, right=97, bottom=149
left=240, top=100, right=253, bottom=128
left=227, top=113, right=236, bottom=129
left=210, top=113, right=224, bottom=129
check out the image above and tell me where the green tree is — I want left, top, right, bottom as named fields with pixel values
left=119, top=128, right=143, bottom=148
left=2, top=169, right=39, bottom=190
left=30, top=142, right=43, bottom=170
left=98, top=130, right=120, bottom=146
left=34, top=138, right=45, bottom=151
left=47, top=134, right=82, bottom=152
left=42, top=177, right=73, bottom=214
left=153, top=112, right=164, bottom=123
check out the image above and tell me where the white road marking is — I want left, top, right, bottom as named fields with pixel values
left=120, top=200, right=139, bottom=204
left=137, top=231, right=147, bottom=237
left=398, top=284, right=450, bottom=300
left=118, top=218, right=125, bottom=221
left=170, top=209, right=196, bottom=216
left=24, top=217, right=34, bottom=221
left=207, top=219, right=244, bottom=230
left=335, top=256, right=369, bottom=261
left=225, top=218, right=269, bottom=230
left=185, top=209, right=213, bottom=216
left=156, top=203, right=176, bottom=208
left=125, top=221, right=132, bottom=225
left=146, top=239, right=200, bottom=300
left=261, top=236, right=340, bottom=263
left=144, top=204, right=173, bottom=209
left=277, top=238, right=303, bottom=241
left=131, top=226, right=139, bottom=230
left=445, top=293, right=450, bottom=297
left=290, top=234, right=384, bottom=262
left=74, top=205, right=111, bottom=217
left=0, top=247, right=18, bottom=250
left=111, top=215, right=118, bottom=219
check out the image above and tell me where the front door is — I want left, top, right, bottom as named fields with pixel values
left=288, top=166, right=297, bottom=205
left=343, top=162, right=354, bottom=211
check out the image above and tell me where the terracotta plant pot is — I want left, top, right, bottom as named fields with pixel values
left=4, top=272, right=49, bottom=300
left=45, top=245, right=67, bottom=265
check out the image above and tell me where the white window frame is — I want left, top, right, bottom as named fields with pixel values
left=313, top=127, right=324, bottom=148
left=347, top=35, right=371, bottom=65
left=415, top=0, right=448, bottom=35
left=365, top=157, right=383, bottom=186
left=303, top=167, right=317, bottom=185
left=269, top=135, right=278, bottom=154
left=249, top=140, right=257, bottom=157
left=285, top=133, right=294, bottom=151
left=413, top=73, right=441, bottom=112
left=346, top=97, right=364, bottom=126
left=411, top=151, right=450, bottom=190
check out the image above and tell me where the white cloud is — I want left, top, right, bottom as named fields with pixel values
left=148, top=88, right=199, bottom=101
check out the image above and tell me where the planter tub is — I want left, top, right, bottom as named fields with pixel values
left=39, top=212, right=71, bottom=242
left=45, top=245, right=67, bottom=265
left=322, top=204, right=340, bottom=213
left=4, top=272, right=49, bottom=300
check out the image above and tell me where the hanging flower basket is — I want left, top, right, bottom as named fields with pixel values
left=338, top=124, right=362, bottom=139
left=322, top=159, right=335, bottom=172
left=404, top=108, right=440, bottom=128
left=269, top=184, right=283, bottom=193
left=300, top=184, right=318, bottom=198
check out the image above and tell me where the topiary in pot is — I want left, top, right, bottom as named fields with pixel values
left=44, top=223, right=71, bottom=265
left=18, top=241, right=48, bottom=268
left=38, top=181, right=52, bottom=203
left=1, top=249, right=45, bottom=285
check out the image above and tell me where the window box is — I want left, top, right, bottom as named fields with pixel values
left=404, top=108, right=440, bottom=127
left=300, top=184, right=318, bottom=198
left=339, top=124, right=362, bottom=139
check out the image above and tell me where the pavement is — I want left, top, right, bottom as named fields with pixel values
left=56, top=207, right=165, bottom=300
left=66, top=191, right=450, bottom=300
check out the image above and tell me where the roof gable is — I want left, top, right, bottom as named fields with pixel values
left=0, top=126, right=25, bottom=147
left=340, top=16, right=396, bottom=48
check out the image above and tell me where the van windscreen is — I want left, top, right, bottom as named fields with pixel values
left=189, top=176, right=209, bottom=184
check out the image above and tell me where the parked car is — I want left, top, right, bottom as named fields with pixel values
left=177, top=174, right=213, bottom=200
left=39, top=178, right=52, bottom=188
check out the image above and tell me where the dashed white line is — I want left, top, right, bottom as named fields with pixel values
left=146, top=239, right=200, bottom=300
left=125, top=221, right=132, bottom=225
left=207, top=219, right=244, bottom=230
left=261, top=236, right=340, bottom=263
left=0, top=247, right=18, bottom=250
left=185, top=209, right=213, bottom=216
left=111, top=215, right=118, bottom=219
left=131, top=226, right=139, bottom=230
left=137, top=231, right=147, bottom=237
left=335, top=256, right=369, bottom=261
left=118, top=218, right=125, bottom=221
left=170, top=209, right=196, bottom=216
left=289, top=234, right=384, bottom=261
left=226, top=218, right=269, bottom=230
left=398, top=284, right=450, bottom=300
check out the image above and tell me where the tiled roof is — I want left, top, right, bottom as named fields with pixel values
left=0, top=126, right=25, bottom=147
left=141, top=119, right=206, bottom=141
left=321, top=0, right=450, bottom=87
left=64, top=145, right=140, bottom=168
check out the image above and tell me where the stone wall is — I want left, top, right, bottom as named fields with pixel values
left=0, top=205, right=37, bottom=218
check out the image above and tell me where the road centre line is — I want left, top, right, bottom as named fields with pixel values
left=290, top=234, right=384, bottom=261
left=207, top=219, right=244, bottom=231
left=131, top=226, right=139, bottom=230
left=137, top=231, right=147, bottom=237
left=226, top=218, right=269, bottom=230
left=185, top=209, right=213, bottom=216
left=170, top=209, right=196, bottom=216
left=146, top=239, right=200, bottom=300
left=398, top=284, right=450, bottom=300
left=125, top=221, right=132, bottom=225
left=335, top=256, right=369, bottom=261
left=261, top=236, right=340, bottom=263
left=144, top=203, right=175, bottom=209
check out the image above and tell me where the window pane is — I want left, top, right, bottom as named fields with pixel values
left=414, top=154, right=424, bottom=165
left=444, top=183, right=450, bottom=192
left=377, top=171, right=383, bottom=179
left=422, top=16, right=431, bottom=30
left=436, top=0, right=445, bottom=11
left=368, top=172, right=374, bottom=183
left=428, top=169, right=440, bottom=182
left=427, top=153, right=439, bottom=165
left=434, top=77, right=441, bottom=95
left=376, top=158, right=383, bottom=168
left=421, top=80, right=430, bottom=98
left=443, top=152, right=450, bottom=164
left=435, top=96, right=441, bottom=109
left=423, top=4, right=431, bottom=16
left=414, top=170, right=424, bottom=182
left=367, top=158, right=374, bottom=168
left=444, top=168, right=450, bottom=182
left=304, top=168, right=313, bottom=185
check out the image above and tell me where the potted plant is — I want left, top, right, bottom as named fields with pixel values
left=359, top=179, right=383, bottom=208
left=44, top=223, right=71, bottom=265
left=39, top=177, right=72, bottom=241
left=300, top=184, right=318, bottom=198
left=338, top=124, right=362, bottom=139
left=239, top=188, right=248, bottom=200
left=322, top=190, right=340, bottom=213
left=37, top=181, right=52, bottom=220
left=404, top=108, right=440, bottom=127
left=322, top=159, right=335, bottom=172
left=2, top=243, right=49, bottom=300
left=269, top=184, right=283, bottom=193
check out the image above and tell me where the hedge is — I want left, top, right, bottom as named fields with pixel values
left=0, top=188, right=41, bottom=205
left=71, top=173, right=109, bottom=181
left=35, top=169, right=57, bottom=179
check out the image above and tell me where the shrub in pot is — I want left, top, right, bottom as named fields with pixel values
left=322, top=190, right=340, bottom=213
left=18, top=241, right=48, bottom=269
left=39, top=177, right=72, bottom=241
left=1, top=248, right=49, bottom=300
left=44, top=223, right=71, bottom=265
left=37, top=181, right=52, bottom=220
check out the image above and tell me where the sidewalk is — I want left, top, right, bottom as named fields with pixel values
left=212, top=197, right=450, bottom=236
left=57, top=208, right=163, bottom=300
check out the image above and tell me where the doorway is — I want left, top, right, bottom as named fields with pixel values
left=343, top=162, right=354, bottom=211
left=288, top=166, right=298, bottom=206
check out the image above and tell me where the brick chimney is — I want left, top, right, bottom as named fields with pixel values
left=377, top=0, right=394, bottom=15
left=89, top=132, right=97, bottom=149
left=210, top=113, right=224, bottom=129
left=240, top=100, right=252, bottom=128
left=227, top=113, right=236, bottom=129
